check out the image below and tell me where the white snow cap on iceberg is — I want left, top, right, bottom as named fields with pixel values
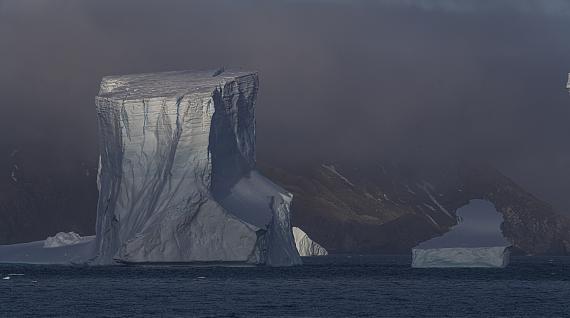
left=293, top=227, right=328, bottom=256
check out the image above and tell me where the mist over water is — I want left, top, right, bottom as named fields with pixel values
left=1, top=0, right=570, bottom=213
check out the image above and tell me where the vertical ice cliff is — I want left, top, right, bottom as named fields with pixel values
left=292, top=227, right=328, bottom=256
left=94, top=70, right=301, bottom=266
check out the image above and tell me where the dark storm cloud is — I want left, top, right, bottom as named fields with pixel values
left=1, top=0, right=570, bottom=211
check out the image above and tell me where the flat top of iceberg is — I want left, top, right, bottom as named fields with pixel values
left=416, top=199, right=511, bottom=249
left=98, top=69, right=255, bottom=100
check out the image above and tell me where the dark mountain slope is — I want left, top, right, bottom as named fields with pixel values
left=261, top=161, right=570, bottom=255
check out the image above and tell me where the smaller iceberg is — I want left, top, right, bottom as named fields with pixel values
left=412, top=199, right=511, bottom=268
left=44, top=232, right=84, bottom=248
left=292, top=227, right=328, bottom=256
left=0, top=234, right=95, bottom=264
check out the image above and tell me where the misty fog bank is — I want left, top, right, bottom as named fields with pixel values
left=1, top=0, right=569, bottom=212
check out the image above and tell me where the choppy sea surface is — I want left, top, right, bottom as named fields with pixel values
left=1, top=255, right=570, bottom=317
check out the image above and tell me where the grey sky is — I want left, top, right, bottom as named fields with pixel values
left=1, top=0, right=569, bottom=212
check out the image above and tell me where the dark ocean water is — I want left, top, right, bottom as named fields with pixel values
left=1, top=256, right=570, bottom=317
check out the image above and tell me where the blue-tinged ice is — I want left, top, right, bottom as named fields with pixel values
left=0, top=70, right=301, bottom=266
left=412, top=199, right=511, bottom=268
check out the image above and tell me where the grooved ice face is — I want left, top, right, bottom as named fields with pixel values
left=94, top=70, right=301, bottom=266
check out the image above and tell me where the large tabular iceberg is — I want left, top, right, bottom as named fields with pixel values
left=0, top=70, right=301, bottom=266
left=94, top=70, right=301, bottom=266
left=412, top=199, right=511, bottom=268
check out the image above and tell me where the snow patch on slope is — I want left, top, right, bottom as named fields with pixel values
left=321, top=164, right=354, bottom=187
left=418, top=181, right=453, bottom=218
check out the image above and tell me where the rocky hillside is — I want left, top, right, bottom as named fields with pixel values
left=261, top=161, right=570, bottom=255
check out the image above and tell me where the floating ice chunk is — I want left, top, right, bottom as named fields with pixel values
left=292, top=227, right=328, bottom=256
left=412, top=246, right=511, bottom=268
left=44, top=232, right=84, bottom=248
left=412, top=199, right=511, bottom=268
left=0, top=236, right=96, bottom=264
left=1, top=273, right=25, bottom=280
